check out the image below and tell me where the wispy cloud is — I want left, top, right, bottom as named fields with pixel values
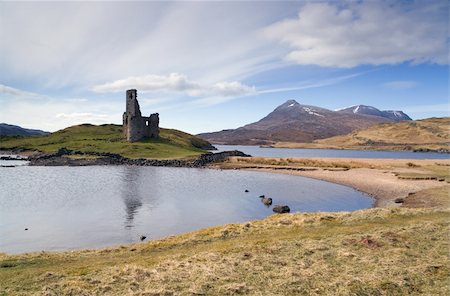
left=0, top=2, right=281, bottom=89
left=92, top=73, right=255, bottom=97
left=382, top=80, right=418, bottom=89
left=64, top=98, right=89, bottom=103
left=0, top=84, right=39, bottom=98
left=264, top=1, right=448, bottom=67
left=258, top=71, right=369, bottom=94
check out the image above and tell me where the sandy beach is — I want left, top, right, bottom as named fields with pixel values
left=217, top=157, right=450, bottom=208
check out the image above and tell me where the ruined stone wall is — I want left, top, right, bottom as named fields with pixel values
left=148, top=113, right=160, bottom=138
left=123, top=89, right=160, bottom=142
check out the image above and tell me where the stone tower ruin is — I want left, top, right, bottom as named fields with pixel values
left=123, top=89, right=160, bottom=142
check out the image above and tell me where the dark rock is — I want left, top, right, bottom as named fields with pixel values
left=56, top=147, right=73, bottom=156
left=394, top=198, right=404, bottom=203
left=24, top=228, right=28, bottom=231
left=259, top=195, right=265, bottom=198
left=273, top=205, right=290, bottom=213
left=245, top=189, right=249, bottom=193
left=27, top=148, right=250, bottom=168
left=140, top=235, right=146, bottom=241
left=0, top=156, right=28, bottom=161
left=261, top=197, right=272, bottom=206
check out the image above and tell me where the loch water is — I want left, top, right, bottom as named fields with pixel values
left=0, top=165, right=373, bottom=254
left=214, top=145, right=449, bottom=159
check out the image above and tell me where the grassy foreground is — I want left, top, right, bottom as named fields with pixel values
left=0, top=208, right=448, bottom=295
left=0, top=124, right=212, bottom=159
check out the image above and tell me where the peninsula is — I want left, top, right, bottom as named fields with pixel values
left=0, top=90, right=217, bottom=160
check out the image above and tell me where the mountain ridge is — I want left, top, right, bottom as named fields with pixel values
left=198, top=100, right=411, bottom=145
left=0, top=123, right=49, bottom=136
left=337, top=105, right=412, bottom=121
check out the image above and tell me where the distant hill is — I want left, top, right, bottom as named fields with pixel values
left=337, top=105, right=412, bottom=121
left=0, top=123, right=49, bottom=136
left=198, top=100, right=410, bottom=145
left=0, top=124, right=215, bottom=159
left=311, top=117, right=449, bottom=152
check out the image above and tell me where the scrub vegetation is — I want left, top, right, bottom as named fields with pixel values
left=0, top=208, right=448, bottom=295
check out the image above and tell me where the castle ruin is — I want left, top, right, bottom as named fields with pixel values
left=123, top=89, right=159, bottom=142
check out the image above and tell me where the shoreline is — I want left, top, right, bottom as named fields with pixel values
left=213, top=157, right=450, bottom=208
left=2, top=149, right=448, bottom=208
left=1, top=148, right=250, bottom=167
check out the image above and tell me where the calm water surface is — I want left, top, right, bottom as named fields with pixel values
left=214, top=145, right=449, bottom=159
left=0, top=166, right=373, bottom=254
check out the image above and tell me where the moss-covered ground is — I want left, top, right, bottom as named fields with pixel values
left=0, top=124, right=212, bottom=159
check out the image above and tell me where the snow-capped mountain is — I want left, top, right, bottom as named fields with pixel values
left=337, top=105, right=412, bottom=121
left=198, top=100, right=411, bottom=145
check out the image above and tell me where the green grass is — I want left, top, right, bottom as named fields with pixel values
left=0, top=208, right=448, bottom=295
left=0, top=124, right=212, bottom=159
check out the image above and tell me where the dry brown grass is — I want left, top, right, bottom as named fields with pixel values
left=221, top=156, right=372, bottom=170
left=1, top=208, right=449, bottom=295
left=402, top=186, right=450, bottom=208
left=271, top=117, right=450, bottom=152
left=220, top=156, right=450, bottom=171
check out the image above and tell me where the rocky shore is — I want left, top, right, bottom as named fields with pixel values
left=24, top=147, right=250, bottom=167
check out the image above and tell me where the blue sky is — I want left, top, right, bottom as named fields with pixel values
left=0, top=0, right=448, bottom=133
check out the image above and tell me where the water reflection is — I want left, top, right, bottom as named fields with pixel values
left=0, top=166, right=373, bottom=253
left=121, top=167, right=143, bottom=228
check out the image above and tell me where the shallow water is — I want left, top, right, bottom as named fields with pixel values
left=0, top=165, right=373, bottom=254
left=214, top=145, right=449, bottom=159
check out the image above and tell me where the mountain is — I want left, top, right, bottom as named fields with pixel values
left=198, top=100, right=411, bottom=145
left=337, top=105, right=412, bottom=121
left=0, top=123, right=49, bottom=136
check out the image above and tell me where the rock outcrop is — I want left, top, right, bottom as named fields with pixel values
left=27, top=148, right=250, bottom=167
left=273, top=205, right=290, bottom=214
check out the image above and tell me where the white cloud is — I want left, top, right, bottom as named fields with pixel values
left=0, top=84, right=39, bottom=97
left=382, top=80, right=418, bottom=89
left=92, top=73, right=255, bottom=97
left=56, top=112, right=109, bottom=121
left=264, top=1, right=449, bottom=68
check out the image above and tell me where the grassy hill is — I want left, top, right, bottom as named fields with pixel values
left=0, top=208, right=448, bottom=295
left=0, top=124, right=213, bottom=159
left=273, top=117, right=450, bottom=152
